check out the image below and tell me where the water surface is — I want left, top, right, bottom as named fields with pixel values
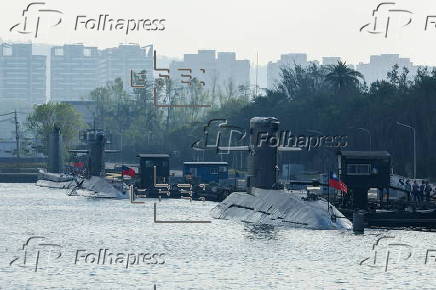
left=1, top=184, right=435, bottom=289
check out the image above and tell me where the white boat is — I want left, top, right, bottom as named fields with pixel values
left=36, top=169, right=75, bottom=189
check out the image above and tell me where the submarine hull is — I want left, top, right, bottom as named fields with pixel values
left=79, top=176, right=128, bottom=199
left=211, top=187, right=352, bottom=230
left=37, top=169, right=127, bottom=199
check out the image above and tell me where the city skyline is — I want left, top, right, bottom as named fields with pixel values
left=3, top=39, right=435, bottom=67
left=0, top=41, right=430, bottom=102
left=1, top=1, right=436, bottom=67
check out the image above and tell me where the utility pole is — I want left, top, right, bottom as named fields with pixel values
left=0, top=111, right=21, bottom=158
left=255, top=52, right=259, bottom=97
left=397, top=121, right=416, bottom=179
left=14, top=110, right=20, bottom=159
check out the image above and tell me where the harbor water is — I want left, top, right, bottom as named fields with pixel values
left=1, top=184, right=436, bottom=289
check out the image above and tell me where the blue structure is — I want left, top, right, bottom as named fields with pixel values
left=183, top=162, right=228, bottom=184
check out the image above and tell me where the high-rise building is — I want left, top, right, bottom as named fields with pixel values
left=322, top=57, right=341, bottom=66
left=356, top=54, right=418, bottom=84
left=50, top=44, right=99, bottom=101
left=216, top=52, right=250, bottom=89
left=50, top=44, right=154, bottom=101
left=99, top=44, right=153, bottom=91
left=169, top=50, right=250, bottom=92
left=267, top=53, right=309, bottom=89
left=0, top=43, right=46, bottom=104
left=321, top=57, right=355, bottom=71
left=0, top=43, right=46, bottom=139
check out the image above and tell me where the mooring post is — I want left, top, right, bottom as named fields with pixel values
left=353, top=209, right=365, bottom=234
left=129, top=185, right=134, bottom=202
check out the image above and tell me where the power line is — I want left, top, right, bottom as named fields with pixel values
left=0, top=112, right=15, bottom=117
left=0, top=111, right=27, bottom=116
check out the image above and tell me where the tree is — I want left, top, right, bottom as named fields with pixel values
left=325, top=61, right=364, bottom=92
left=26, top=103, right=85, bottom=155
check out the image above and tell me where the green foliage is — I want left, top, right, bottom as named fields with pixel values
left=325, top=61, right=364, bottom=92
left=216, top=63, right=436, bottom=179
left=26, top=102, right=85, bottom=154
left=89, top=76, right=226, bottom=161
left=84, top=63, right=436, bottom=179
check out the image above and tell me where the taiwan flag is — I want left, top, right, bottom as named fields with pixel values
left=328, top=172, right=348, bottom=193
left=73, top=162, right=84, bottom=168
left=121, top=166, right=136, bottom=177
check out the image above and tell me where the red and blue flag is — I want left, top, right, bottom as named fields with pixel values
left=121, top=166, right=136, bottom=177
left=328, top=172, right=348, bottom=193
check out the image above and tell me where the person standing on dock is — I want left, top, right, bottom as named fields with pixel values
left=412, top=181, right=420, bottom=205
left=405, top=179, right=411, bottom=201
left=424, top=181, right=432, bottom=202
left=419, top=180, right=426, bottom=206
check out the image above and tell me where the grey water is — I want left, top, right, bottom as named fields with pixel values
left=1, top=184, right=436, bottom=289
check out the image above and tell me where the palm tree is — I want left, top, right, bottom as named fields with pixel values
left=325, top=61, right=364, bottom=91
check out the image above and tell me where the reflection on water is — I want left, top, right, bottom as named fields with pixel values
left=1, top=184, right=436, bottom=289
left=243, top=224, right=278, bottom=240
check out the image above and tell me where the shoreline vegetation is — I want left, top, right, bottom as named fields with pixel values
left=27, top=62, right=436, bottom=180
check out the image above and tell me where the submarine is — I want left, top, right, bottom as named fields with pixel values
left=37, top=127, right=127, bottom=199
left=210, top=117, right=352, bottom=230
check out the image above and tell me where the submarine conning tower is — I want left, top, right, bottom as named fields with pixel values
left=85, top=130, right=107, bottom=177
left=48, top=126, right=63, bottom=173
left=247, top=117, right=279, bottom=192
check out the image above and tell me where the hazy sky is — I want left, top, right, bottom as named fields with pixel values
left=1, top=0, right=436, bottom=65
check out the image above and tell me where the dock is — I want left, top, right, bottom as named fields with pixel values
left=0, top=157, right=46, bottom=183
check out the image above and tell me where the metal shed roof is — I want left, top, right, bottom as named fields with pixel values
left=183, top=162, right=228, bottom=165
left=339, top=151, right=391, bottom=159
left=137, top=154, right=170, bottom=158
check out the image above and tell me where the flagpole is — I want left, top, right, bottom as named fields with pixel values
left=338, top=168, right=342, bottom=206
left=327, top=171, right=330, bottom=213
